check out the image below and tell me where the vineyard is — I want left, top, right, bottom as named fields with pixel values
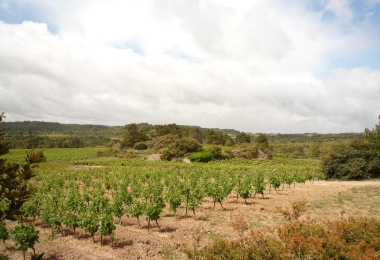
left=2, top=148, right=380, bottom=259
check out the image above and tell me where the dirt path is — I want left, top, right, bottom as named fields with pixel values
left=2, top=180, right=380, bottom=260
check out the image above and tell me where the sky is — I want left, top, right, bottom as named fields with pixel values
left=0, top=0, right=380, bottom=133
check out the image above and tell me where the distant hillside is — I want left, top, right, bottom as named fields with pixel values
left=0, top=121, right=363, bottom=150
left=267, top=132, right=364, bottom=142
left=0, top=121, right=124, bottom=136
left=0, top=121, right=241, bottom=136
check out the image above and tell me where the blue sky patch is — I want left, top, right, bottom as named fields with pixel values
left=0, top=1, right=58, bottom=34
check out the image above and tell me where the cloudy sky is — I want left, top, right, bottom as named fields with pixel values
left=0, top=0, right=380, bottom=133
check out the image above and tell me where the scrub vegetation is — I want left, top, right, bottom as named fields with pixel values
left=1, top=113, right=380, bottom=259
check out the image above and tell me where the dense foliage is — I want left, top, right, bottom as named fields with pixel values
left=161, top=137, right=203, bottom=161
left=321, top=138, right=380, bottom=179
left=365, top=115, right=380, bottom=154
left=0, top=113, right=43, bottom=259
left=208, top=145, right=234, bottom=160
left=235, top=132, right=251, bottom=144
left=0, top=113, right=44, bottom=220
left=321, top=116, right=380, bottom=180
left=253, top=133, right=268, bottom=145
left=120, top=124, right=148, bottom=149
left=153, top=134, right=180, bottom=151
left=188, top=151, right=213, bottom=163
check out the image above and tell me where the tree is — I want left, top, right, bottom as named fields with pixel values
left=0, top=113, right=44, bottom=220
left=209, top=145, right=223, bottom=160
left=120, top=123, right=148, bottom=149
left=153, top=123, right=186, bottom=137
left=203, top=129, right=226, bottom=145
left=235, top=132, right=251, bottom=144
left=224, top=135, right=235, bottom=147
left=0, top=113, right=44, bottom=259
left=365, top=115, right=380, bottom=154
left=321, top=137, right=380, bottom=180
left=10, top=223, right=40, bottom=260
left=161, top=137, right=202, bottom=161
left=254, top=133, right=268, bottom=146
left=0, top=113, right=9, bottom=156
left=174, top=137, right=203, bottom=154
left=321, top=116, right=380, bottom=180
left=153, top=134, right=180, bottom=151
left=188, top=127, right=203, bottom=143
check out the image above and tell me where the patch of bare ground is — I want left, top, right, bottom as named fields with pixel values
left=67, top=165, right=106, bottom=170
left=2, top=180, right=380, bottom=259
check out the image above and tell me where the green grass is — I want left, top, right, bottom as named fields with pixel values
left=3, top=148, right=320, bottom=174
left=3, top=147, right=105, bottom=164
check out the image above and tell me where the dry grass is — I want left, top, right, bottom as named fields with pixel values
left=308, top=185, right=380, bottom=220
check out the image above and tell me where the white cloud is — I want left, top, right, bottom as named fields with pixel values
left=320, top=0, right=354, bottom=20
left=0, top=1, right=379, bottom=133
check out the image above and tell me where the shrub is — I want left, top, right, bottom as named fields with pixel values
left=120, top=123, right=148, bottom=149
left=161, top=138, right=202, bottom=161
left=233, top=144, right=258, bottom=159
left=174, top=137, right=202, bottom=154
left=133, top=142, right=148, bottom=150
left=97, top=149, right=118, bottom=157
left=321, top=137, right=380, bottom=180
left=321, top=116, right=380, bottom=180
left=199, top=217, right=380, bottom=260
left=105, top=139, right=119, bottom=148
left=160, top=148, right=177, bottom=161
left=254, top=133, right=268, bottom=146
left=221, top=149, right=234, bottom=160
left=153, top=134, right=180, bottom=151
left=208, top=145, right=222, bottom=160
left=188, top=151, right=213, bottom=163
left=235, top=132, right=251, bottom=144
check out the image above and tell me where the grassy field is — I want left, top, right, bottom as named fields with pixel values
left=3, top=147, right=104, bottom=164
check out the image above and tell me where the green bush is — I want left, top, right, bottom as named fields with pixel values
left=188, top=151, right=213, bottom=163
left=321, top=137, right=380, bottom=180
left=160, top=148, right=177, bottom=161
left=153, top=134, right=180, bottom=151
left=208, top=145, right=234, bottom=160
left=235, top=132, right=251, bottom=144
left=321, top=116, right=380, bottom=180
left=133, top=142, right=148, bottom=150
left=254, top=133, right=268, bottom=146
left=174, top=138, right=202, bottom=154
left=222, top=148, right=235, bottom=159
left=208, top=145, right=222, bottom=160
left=160, top=138, right=202, bottom=161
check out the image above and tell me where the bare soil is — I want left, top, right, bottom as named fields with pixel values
left=2, top=180, right=380, bottom=260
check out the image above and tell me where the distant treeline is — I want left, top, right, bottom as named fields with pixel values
left=0, top=120, right=363, bottom=150
left=268, top=132, right=364, bottom=142
left=0, top=121, right=124, bottom=149
left=0, top=121, right=125, bottom=136
left=0, top=121, right=240, bottom=149
left=3, top=133, right=111, bottom=149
